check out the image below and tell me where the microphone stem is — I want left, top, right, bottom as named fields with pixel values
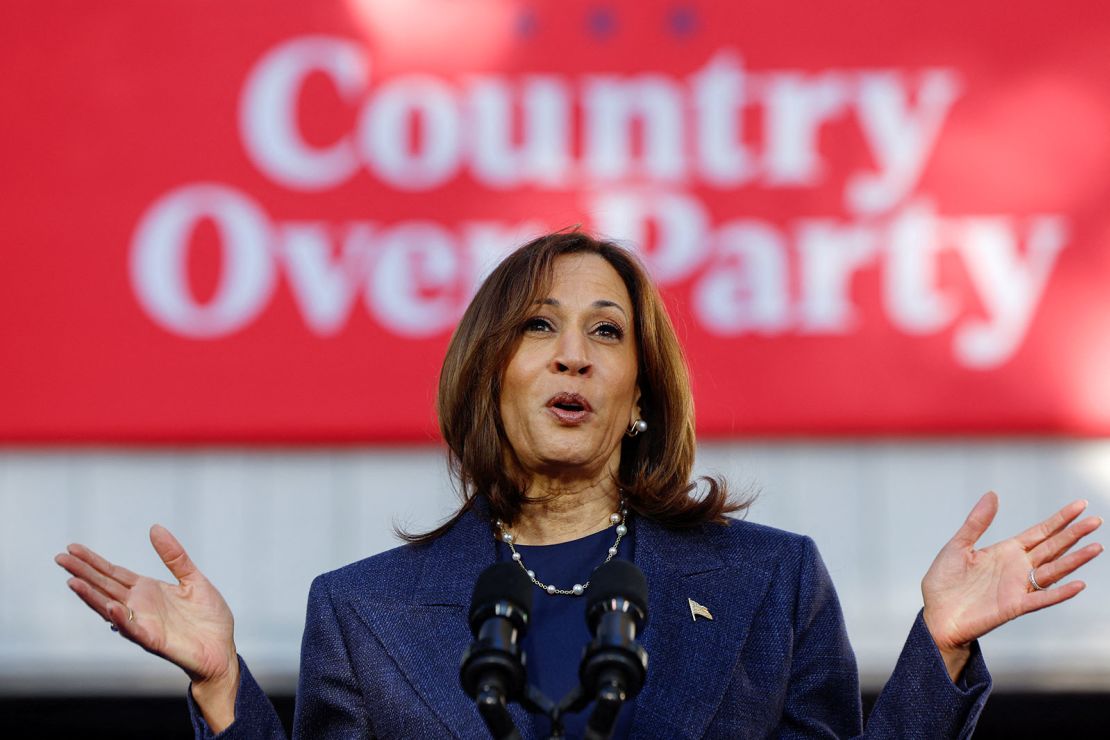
left=583, top=681, right=625, bottom=740
left=476, top=682, right=522, bottom=740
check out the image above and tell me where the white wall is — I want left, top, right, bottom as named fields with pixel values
left=3, top=440, right=1108, bottom=695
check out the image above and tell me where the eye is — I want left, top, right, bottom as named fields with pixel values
left=523, top=316, right=554, bottom=333
left=593, top=321, right=625, bottom=340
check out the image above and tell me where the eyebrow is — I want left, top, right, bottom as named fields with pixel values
left=539, top=298, right=628, bottom=318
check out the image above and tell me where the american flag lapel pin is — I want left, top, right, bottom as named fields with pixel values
left=688, top=598, right=713, bottom=622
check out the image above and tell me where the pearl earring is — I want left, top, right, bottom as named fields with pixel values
left=626, top=418, right=648, bottom=437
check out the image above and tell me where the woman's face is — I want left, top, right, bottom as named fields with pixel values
left=500, top=253, right=641, bottom=483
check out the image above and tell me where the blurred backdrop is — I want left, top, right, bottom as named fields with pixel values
left=3, top=0, right=1110, bottom=736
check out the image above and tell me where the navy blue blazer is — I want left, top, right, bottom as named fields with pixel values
left=192, top=502, right=991, bottom=738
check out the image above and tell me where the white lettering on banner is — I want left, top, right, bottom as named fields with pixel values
left=467, top=77, right=572, bottom=187
left=130, top=184, right=1067, bottom=368
left=694, top=221, right=792, bottom=334
left=690, top=52, right=756, bottom=187
left=591, top=190, right=711, bottom=282
left=951, top=216, right=1068, bottom=368
left=591, top=190, right=1066, bottom=367
left=276, top=223, right=373, bottom=335
left=761, top=72, right=851, bottom=186
left=582, top=75, right=686, bottom=181
left=240, top=36, right=366, bottom=190
left=130, top=184, right=276, bottom=338
left=367, top=222, right=461, bottom=335
left=846, top=70, right=963, bottom=215
left=131, top=185, right=539, bottom=339
left=237, top=37, right=962, bottom=207
left=885, top=202, right=956, bottom=334
left=359, top=76, right=462, bottom=190
left=128, top=35, right=1072, bottom=371
left=796, top=221, right=879, bottom=332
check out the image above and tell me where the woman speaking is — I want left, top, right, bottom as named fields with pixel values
left=56, top=232, right=1102, bottom=738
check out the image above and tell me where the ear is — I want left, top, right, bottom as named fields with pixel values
left=630, top=385, right=642, bottom=424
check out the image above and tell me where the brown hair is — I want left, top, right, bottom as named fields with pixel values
left=401, top=230, right=747, bottom=544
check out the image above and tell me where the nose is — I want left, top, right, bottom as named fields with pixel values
left=551, top=330, right=591, bottom=376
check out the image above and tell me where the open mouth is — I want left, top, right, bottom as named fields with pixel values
left=547, top=392, right=592, bottom=423
left=553, top=401, right=585, bottom=412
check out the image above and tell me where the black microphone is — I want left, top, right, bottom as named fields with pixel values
left=578, top=560, right=649, bottom=740
left=461, top=562, right=533, bottom=740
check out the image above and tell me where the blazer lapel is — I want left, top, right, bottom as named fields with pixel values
left=629, top=517, right=774, bottom=740
left=344, top=503, right=771, bottom=739
left=348, top=501, right=538, bottom=740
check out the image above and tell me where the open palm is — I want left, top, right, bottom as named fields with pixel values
left=55, top=525, right=236, bottom=684
left=922, top=492, right=1103, bottom=653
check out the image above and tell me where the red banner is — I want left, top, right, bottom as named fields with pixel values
left=4, top=0, right=1110, bottom=442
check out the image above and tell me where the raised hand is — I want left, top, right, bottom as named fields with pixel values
left=55, top=525, right=239, bottom=730
left=921, top=492, right=1103, bottom=678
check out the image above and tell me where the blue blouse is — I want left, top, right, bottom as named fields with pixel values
left=497, top=522, right=636, bottom=740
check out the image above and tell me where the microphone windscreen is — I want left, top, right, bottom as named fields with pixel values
left=586, top=559, right=648, bottom=616
left=468, top=561, right=533, bottom=632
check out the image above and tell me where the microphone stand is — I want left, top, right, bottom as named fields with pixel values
left=472, top=659, right=640, bottom=738
left=466, top=561, right=647, bottom=740
left=469, top=674, right=563, bottom=740
left=549, top=680, right=624, bottom=740
left=475, top=676, right=628, bottom=740
left=472, top=673, right=521, bottom=740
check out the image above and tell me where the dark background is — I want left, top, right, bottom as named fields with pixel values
left=2, top=692, right=1105, bottom=737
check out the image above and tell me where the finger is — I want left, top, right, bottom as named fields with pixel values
left=1015, top=499, right=1088, bottom=550
left=67, top=576, right=156, bottom=649
left=149, top=524, right=199, bottom=583
left=1021, top=579, right=1086, bottom=614
left=949, top=491, right=999, bottom=548
left=1029, top=515, right=1103, bottom=566
left=105, top=600, right=149, bottom=645
left=66, top=577, right=114, bottom=623
left=63, top=543, right=140, bottom=588
left=64, top=568, right=124, bottom=615
left=1031, top=542, right=1103, bottom=588
left=56, top=552, right=131, bottom=604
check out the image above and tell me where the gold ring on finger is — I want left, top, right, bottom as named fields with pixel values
left=127, top=606, right=134, bottom=623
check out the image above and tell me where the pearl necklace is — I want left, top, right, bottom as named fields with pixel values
left=496, top=501, right=629, bottom=596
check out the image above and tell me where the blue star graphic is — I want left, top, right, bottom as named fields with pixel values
left=515, top=8, right=538, bottom=38
left=667, top=6, right=698, bottom=37
left=587, top=6, right=617, bottom=38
